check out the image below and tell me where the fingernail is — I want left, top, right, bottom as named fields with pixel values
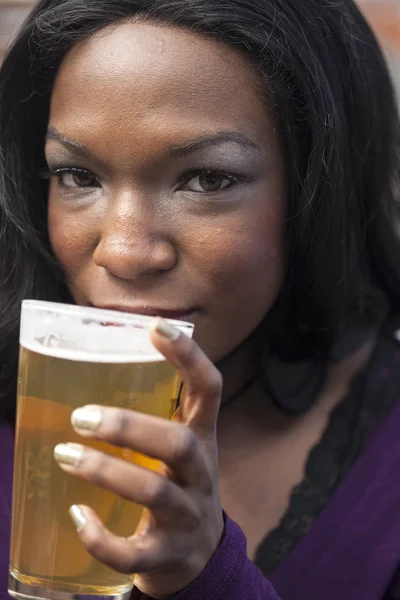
left=152, top=317, right=180, bottom=341
left=69, top=505, right=87, bottom=532
left=72, top=406, right=102, bottom=432
left=54, top=443, right=84, bottom=467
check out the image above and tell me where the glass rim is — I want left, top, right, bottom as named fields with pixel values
left=21, top=300, right=194, bottom=332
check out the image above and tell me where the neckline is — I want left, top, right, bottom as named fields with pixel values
left=268, top=328, right=400, bottom=598
left=254, top=354, right=369, bottom=574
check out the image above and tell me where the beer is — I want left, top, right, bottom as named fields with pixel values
left=9, top=302, right=193, bottom=600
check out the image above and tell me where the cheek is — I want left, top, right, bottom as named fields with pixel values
left=224, top=234, right=283, bottom=308
left=184, top=213, right=285, bottom=361
left=191, top=209, right=285, bottom=309
left=47, top=201, right=97, bottom=275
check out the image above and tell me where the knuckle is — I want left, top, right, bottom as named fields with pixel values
left=180, top=339, right=198, bottom=366
left=83, top=450, right=107, bottom=483
left=108, top=408, right=131, bottom=440
left=181, top=504, right=203, bottom=531
left=207, top=369, right=223, bottom=398
left=82, top=527, right=104, bottom=556
left=171, top=426, right=198, bottom=464
left=145, top=476, right=172, bottom=508
left=199, top=470, right=215, bottom=497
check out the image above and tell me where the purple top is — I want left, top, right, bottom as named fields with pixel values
left=2, top=398, right=400, bottom=600
left=170, top=397, right=400, bottom=600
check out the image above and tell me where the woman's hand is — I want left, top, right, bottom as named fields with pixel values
left=54, top=317, right=224, bottom=599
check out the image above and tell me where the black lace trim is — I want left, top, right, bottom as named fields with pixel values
left=254, top=323, right=400, bottom=576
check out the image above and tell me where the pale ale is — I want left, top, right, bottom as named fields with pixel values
left=9, top=302, right=193, bottom=600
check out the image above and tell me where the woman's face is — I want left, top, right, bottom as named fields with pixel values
left=46, top=21, right=286, bottom=362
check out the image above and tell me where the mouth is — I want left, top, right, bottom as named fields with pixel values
left=91, top=304, right=197, bottom=323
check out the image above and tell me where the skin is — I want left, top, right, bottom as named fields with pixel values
left=47, top=19, right=374, bottom=598
left=46, top=21, right=286, bottom=365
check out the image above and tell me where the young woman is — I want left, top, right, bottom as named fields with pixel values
left=0, top=0, right=400, bottom=598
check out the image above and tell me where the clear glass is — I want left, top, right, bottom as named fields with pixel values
left=8, top=301, right=194, bottom=600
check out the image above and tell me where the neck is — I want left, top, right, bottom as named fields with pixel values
left=216, top=333, right=262, bottom=408
left=216, top=327, right=377, bottom=418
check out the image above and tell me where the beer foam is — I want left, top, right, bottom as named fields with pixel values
left=20, top=301, right=194, bottom=363
left=21, top=340, right=165, bottom=363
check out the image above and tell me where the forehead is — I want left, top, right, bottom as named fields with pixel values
left=50, top=21, right=277, bottom=152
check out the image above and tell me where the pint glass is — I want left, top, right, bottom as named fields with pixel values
left=8, top=301, right=194, bottom=600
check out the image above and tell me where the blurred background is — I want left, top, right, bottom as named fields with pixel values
left=0, top=0, right=399, bottom=94
left=360, top=0, right=400, bottom=94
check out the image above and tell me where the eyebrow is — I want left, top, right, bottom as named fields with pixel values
left=45, top=127, right=262, bottom=160
left=46, top=127, right=96, bottom=159
left=167, top=132, right=262, bottom=157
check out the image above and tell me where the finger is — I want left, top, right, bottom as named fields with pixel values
left=54, top=442, right=196, bottom=523
left=67, top=505, right=168, bottom=575
left=70, top=407, right=211, bottom=488
left=149, top=317, right=223, bottom=436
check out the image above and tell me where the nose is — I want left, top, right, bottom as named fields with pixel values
left=93, top=193, right=177, bottom=281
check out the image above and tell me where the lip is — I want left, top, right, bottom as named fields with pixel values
left=92, top=304, right=197, bottom=322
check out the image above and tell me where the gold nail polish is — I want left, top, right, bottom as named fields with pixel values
left=152, top=317, right=180, bottom=341
left=71, top=407, right=102, bottom=432
left=54, top=443, right=84, bottom=467
left=69, top=505, right=87, bottom=532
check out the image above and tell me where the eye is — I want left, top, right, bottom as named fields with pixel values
left=180, top=170, right=238, bottom=193
left=49, top=168, right=100, bottom=189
